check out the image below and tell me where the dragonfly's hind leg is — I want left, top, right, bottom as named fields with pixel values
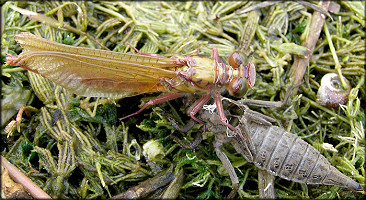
left=119, top=93, right=183, bottom=121
left=188, top=94, right=211, bottom=126
left=125, top=42, right=162, bottom=57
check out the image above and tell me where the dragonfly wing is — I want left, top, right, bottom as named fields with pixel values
left=13, top=32, right=179, bottom=98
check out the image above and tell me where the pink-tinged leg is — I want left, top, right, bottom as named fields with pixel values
left=189, top=94, right=212, bottom=125
left=174, top=70, right=206, bottom=90
left=170, top=55, right=187, bottom=66
left=16, top=105, right=31, bottom=133
left=211, top=48, right=223, bottom=84
left=119, top=93, right=183, bottom=121
left=125, top=42, right=161, bottom=57
left=215, top=92, right=246, bottom=141
left=172, top=55, right=197, bottom=66
left=211, top=48, right=220, bottom=61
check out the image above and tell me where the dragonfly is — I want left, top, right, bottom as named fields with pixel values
left=6, top=32, right=256, bottom=140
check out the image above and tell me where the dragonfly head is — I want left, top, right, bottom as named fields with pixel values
left=226, top=52, right=256, bottom=98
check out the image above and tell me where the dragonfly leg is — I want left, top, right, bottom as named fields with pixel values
left=119, top=93, right=183, bottom=121
left=215, top=92, right=245, bottom=141
left=125, top=42, right=161, bottom=57
left=171, top=55, right=197, bottom=66
left=174, top=70, right=207, bottom=90
left=189, top=93, right=211, bottom=125
left=16, top=105, right=30, bottom=133
left=211, top=48, right=220, bottom=61
left=211, top=48, right=230, bottom=84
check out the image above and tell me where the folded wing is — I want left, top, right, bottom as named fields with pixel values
left=14, top=32, right=179, bottom=98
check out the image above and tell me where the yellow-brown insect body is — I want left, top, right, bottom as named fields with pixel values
left=10, top=33, right=254, bottom=100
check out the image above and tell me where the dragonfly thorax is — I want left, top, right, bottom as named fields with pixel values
left=159, top=53, right=255, bottom=98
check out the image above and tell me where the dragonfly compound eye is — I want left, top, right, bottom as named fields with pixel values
left=227, top=77, right=248, bottom=98
left=228, top=52, right=244, bottom=69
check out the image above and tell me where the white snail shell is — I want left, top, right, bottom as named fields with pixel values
left=316, top=73, right=351, bottom=107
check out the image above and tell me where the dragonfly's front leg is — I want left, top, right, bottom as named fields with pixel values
left=214, top=92, right=245, bottom=140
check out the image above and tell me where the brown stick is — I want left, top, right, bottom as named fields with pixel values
left=1, top=156, right=52, bottom=199
left=289, top=0, right=331, bottom=95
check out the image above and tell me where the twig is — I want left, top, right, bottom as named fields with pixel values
left=289, top=0, right=332, bottom=95
left=1, top=156, right=52, bottom=199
